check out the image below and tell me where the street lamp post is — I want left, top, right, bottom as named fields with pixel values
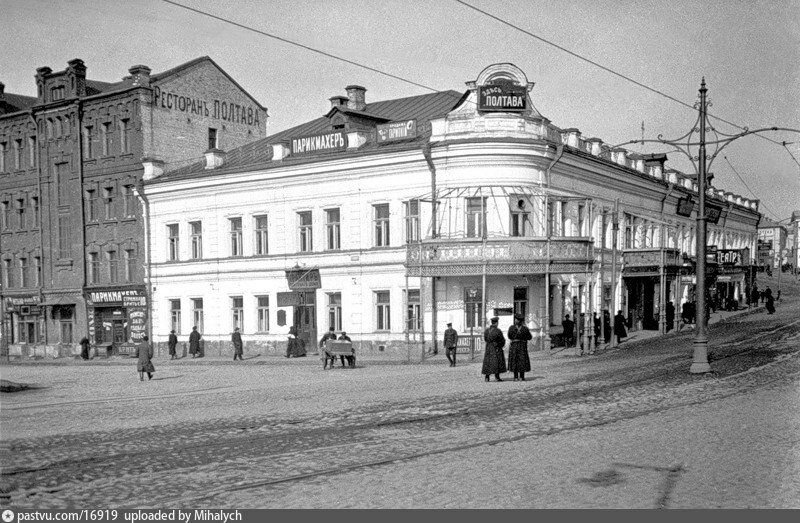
left=611, top=79, right=800, bottom=373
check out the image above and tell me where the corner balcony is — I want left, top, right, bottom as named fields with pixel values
left=405, top=236, right=595, bottom=277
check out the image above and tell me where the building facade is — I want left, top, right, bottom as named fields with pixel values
left=757, top=218, right=788, bottom=270
left=143, top=63, right=761, bottom=358
left=0, top=57, right=267, bottom=357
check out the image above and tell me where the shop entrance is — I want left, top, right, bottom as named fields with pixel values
left=293, top=291, right=316, bottom=350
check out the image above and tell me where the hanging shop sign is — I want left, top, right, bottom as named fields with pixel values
left=705, top=204, right=723, bottom=224
left=377, top=120, right=417, bottom=143
left=286, top=268, right=321, bottom=290
left=291, top=132, right=347, bottom=155
left=676, top=197, right=695, bottom=217
left=716, top=249, right=744, bottom=266
left=478, top=84, right=527, bottom=112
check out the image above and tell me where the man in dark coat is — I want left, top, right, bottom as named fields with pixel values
left=189, top=326, right=201, bottom=358
left=167, top=330, right=178, bottom=360
left=562, top=314, right=575, bottom=348
left=507, top=313, right=532, bottom=381
left=665, top=302, right=675, bottom=332
left=231, top=327, right=243, bottom=361
left=338, top=332, right=354, bottom=367
left=614, top=310, right=628, bottom=342
left=443, top=322, right=458, bottom=367
left=750, top=285, right=759, bottom=306
left=481, top=317, right=506, bottom=382
left=603, top=310, right=612, bottom=343
left=764, top=287, right=775, bottom=314
left=136, top=335, right=155, bottom=381
left=79, top=337, right=91, bottom=360
left=319, top=327, right=338, bottom=369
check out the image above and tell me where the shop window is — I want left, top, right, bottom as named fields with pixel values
left=374, top=204, right=390, bottom=247
left=325, top=209, right=340, bottom=250
left=327, top=293, right=341, bottom=332
left=375, top=291, right=390, bottom=331
left=257, top=296, right=269, bottom=332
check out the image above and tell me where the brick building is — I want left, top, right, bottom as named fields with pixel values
left=0, top=57, right=267, bottom=357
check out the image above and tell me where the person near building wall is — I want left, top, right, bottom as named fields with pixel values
left=443, top=322, right=458, bottom=367
left=507, top=313, right=532, bottom=381
left=189, top=326, right=201, bottom=358
left=231, top=327, right=243, bottom=361
left=168, top=330, right=178, bottom=360
left=481, top=317, right=506, bottom=382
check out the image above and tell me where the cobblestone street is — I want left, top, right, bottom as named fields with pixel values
left=2, top=289, right=799, bottom=509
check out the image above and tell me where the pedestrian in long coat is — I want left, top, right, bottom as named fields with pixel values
left=507, top=314, right=531, bottom=381
left=764, top=287, right=775, bottom=314
left=603, top=310, right=612, bottom=343
left=443, top=322, right=458, bottom=367
left=167, top=330, right=178, bottom=360
left=286, top=326, right=307, bottom=358
left=136, top=335, right=155, bottom=381
left=562, top=314, right=575, bottom=347
left=189, top=326, right=201, bottom=358
left=750, top=286, right=759, bottom=306
left=481, top=317, right=506, bottom=382
left=614, top=310, right=628, bottom=341
left=79, top=337, right=90, bottom=361
left=231, top=327, right=243, bottom=361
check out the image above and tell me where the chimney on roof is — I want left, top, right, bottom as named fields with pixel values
left=345, top=85, right=367, bottom=111
left=66, top=59, right=86, bottom=97
left=204, top=148, right=226, bottom=170
left=329, top=95, right=348, bottom=110
left=142, top=158, right=165, bottom=181
left=129, top=65, right=152, bottom=87
left=643, top=153, right=667, bottom=179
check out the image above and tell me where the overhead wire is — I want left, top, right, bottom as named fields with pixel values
left=723, top=156, right=780, bottom=220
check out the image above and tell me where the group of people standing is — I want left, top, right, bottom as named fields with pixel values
left=561, top=310, right=627, bottom=350
left=480, top=314, right=532, bottom=382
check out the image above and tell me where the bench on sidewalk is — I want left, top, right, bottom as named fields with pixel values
left=322, top=340, right=356, bottom=369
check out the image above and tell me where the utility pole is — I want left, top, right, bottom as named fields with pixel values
left=611, top=199, right=619, bottom=348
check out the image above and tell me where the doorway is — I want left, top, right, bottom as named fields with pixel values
left=293, top=291, right=317, bottom=351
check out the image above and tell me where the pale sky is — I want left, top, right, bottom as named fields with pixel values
left=2, top=0, right=799, bottom=221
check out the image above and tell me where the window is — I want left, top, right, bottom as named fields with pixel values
left=192, top=298, right=204, bottom=333
left=16, top=199, right=25, bottom=230
left=375, top=291, right=390, bottom=331
left=119, top=119, right=130, bottom=154
left=510, top=197, right=529, bottom=237
left=465, top=288, right=483, bottom=329
left=124, top=249, right=135, bottom=281
left=404, top=199, right=420, bottom=243
left=231, top=296, right=243, bottom=331
left=101, top=123, right=110, bottom=156
left=168, top=224, right=179, bottom=261
left=374, top=204, right=390, bottom=247
left=86, top=189, right=97, bottom=221
left=59, top=307, right=73, bottom=344
left=624, top=213, right=634, bottom=249
left=327, top=292, right=342, bottom=331
left=83, top=126, right=93, bottom=159
left=325, top=208, right=340, bottom=250
left=58, top=215, right=70, bottom=259
left=208, top=128, right=218, bottom=150
left=257, top=296, right=270, bottom=332
left=2, top=259, right=11, bottom=289
left=108, top=251, right=118, bottom=283
left=170, top=299, right=181, bottom=334
left=406, top=289, right=421, bottom=331
left=514, top=286, right=528, bottom=319
left=0, top=142, right=5, bottom=172
left=229, top=217, right=242, bottom=256
left=298, top=211, right=313, bottom=252
left=122, top=185, right=135, bottom=217
left=28, top=137, right=36, bottom=168
left=466, top=197, right=486, bottom=238
left=577, top=203, right=586, bottom=236
left=190, top=221, right=203, bottom=259
left=56, top=163, right=69, bottom=203
left=63, top=114, right=71, bottom=135
left=103, top=187, right=115, bottom=220
left=33, top=256, right=41, bottom=286
left=254, top=215, right=268, bottom=255
left=31, top=196, right=39, bottom=228
left=88, top=252, right=99, bottom=284
left=19, top=258, right=28, bottom=288
left=54, top=117, right=62, bottom=138
left=51, top=86, right=65, bottom=101
left=1, top=201, right=8, bottom=230
left=13, top=139, right=22, bottom=170
left=46, top=119, right=54, bottom=140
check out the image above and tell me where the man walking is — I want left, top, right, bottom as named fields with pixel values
left=231, top=327, right=243, bottom=361
left=189, top=326, right=201, bottom=358
left=443, top=322, right=458, bottom=367
left=167, top=330, right=178, bottom=360
left=507, top=313, right=532, bottom=381
left=562, top=314, right=575, bottom=348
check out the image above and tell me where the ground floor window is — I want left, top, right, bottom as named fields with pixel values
left=55, top=306, right=74, bottom=344
left=327, top=292, right=342, bottom=331
left=405, top=289, right=421, bottom=331
left=375, top=291, right=390, bottom=331
left=170, top=299, right=181, bottom=334
left=192, top=298, right=204, bottom=333
left=231, top=296, right=243, bottom=331
left=257, top=296, right=269, bottom=332
left=465, top=287, right=483, bottom=329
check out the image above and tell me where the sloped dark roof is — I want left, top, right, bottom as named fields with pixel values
left=154, top=89, right=464, bottom=183
left=2, top=93, right=38, bottom=113
left=758, top=217, right=785, bottom=229
left=85, top=79, right=126, bottom=95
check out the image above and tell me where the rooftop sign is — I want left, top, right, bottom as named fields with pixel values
left=377, top=120, right=417, bottom=143
left=478, top=84, right=526, bottom=112
left=291, top=132, right=347, bottom=155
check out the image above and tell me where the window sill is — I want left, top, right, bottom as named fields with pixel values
left=54, top=259, right=73, bottom=267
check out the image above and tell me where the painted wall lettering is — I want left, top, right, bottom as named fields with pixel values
left=153, top=86, right=261, bottom=127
